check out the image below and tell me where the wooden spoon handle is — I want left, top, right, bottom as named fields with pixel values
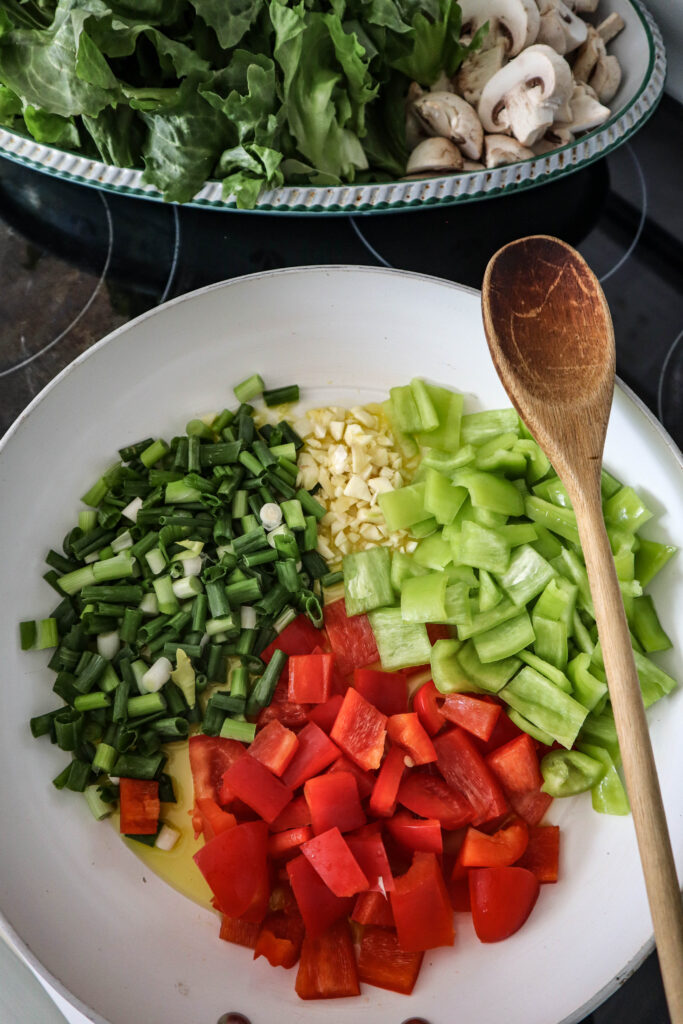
left=573, top=482, right=683, bottom=1022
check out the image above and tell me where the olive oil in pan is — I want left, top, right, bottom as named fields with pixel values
left=116, top=741, right=214, bottom=911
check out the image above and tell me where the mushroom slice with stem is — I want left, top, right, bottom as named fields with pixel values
left=556, top=82, right=611, bottom=133
left=413, top=92, right=484, bottom=160
left=478, top=44, right=574, bottom=147
left=573, top=27, right=622, bottom=104
left=455, top=41, right=507, bottom=106
left=458, top=0, right=540, bottom=57
left=405, top=137, right=464, bottom=176
left=596, top=12, right=626, bottom=45
left=531, top=125, right=574, bottom=155
left=567, top=0, right=599, bottom=11
left=536, top=0, right=588, bottom=55
left=484, top=134, right=535, bottom=167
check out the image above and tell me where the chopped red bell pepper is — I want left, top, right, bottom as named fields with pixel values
left=390, top=851, right=455, bottom=952
left=267, top=825, right=313, bottom=861
left=351, top=890, right=395, bottom=928
left=256, top=673, right=309, bottom=730
left=509, top=788, right=553, bottom=825
left=485, top=733, right=544, bottom=793
left=323, top=599, right=379, bottom=676
left=269, top=793, right=311, bottom=832
left=469, top=866, right=540, bottom=942
left=301, top=826, right=369, bottom=897
left=413, top=679, right=445, bottom=737
left=386, top=712, right=437, bottom=765
left=434, top=727, right=509, bottom=826
left=188, top=734, right=245, bottom=806
left=440, top=693, right=502, bottom=742
left=288, top=652, right=334, bottom=704
left=260, top=614, right=322, bottom=663
left=286, top=854, right=354, bottom=939
left=508, top=788, right=554, bottom=826
left=447, top=876, right=471, bottom=912
left=486, top=729, right=554, bottom=827
left=248, top=719, right=299, bottom=777
left=369, top=743, right=405, bottom=818
left=219, top=914, right=261, bottom=949
left=459, top=818, right=529, bottom=868
left=281, top=721, right=340, bottom=790
left=254, top=907, right=305, bottom=969
left=295, top=918, right=360, bottom=1000
left=386, top=812, right=443, bottom=854
left=475, top=703, right=525, bottom=756
left=194, top=820, right=270, bottom=922
left=221, top=753, right=293, bottom=824
left=326, top=753, right=375, bottom=800
left=353, top=668, right=408, bottom=717
left=307, top=694, right=344, bottom=734
left=427, top=623, right=452, bottom=644
left=515, top=824, right=560, bottom=882
left=357, top=925, right=424, bottom=995
left=304, top=772, right=366, bottom=835
left=119, top=778, right=160, bottom=835
left=330, top=686, right=387, bottom=771
left=397, top=769, right=474, bottom=829
left=194, top=797, right=237, bottom=841
left=345, top=828, right=394, bottom=893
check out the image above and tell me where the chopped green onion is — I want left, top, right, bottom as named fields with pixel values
left=263, top=384, right=299, bottom=407
left=220, top=718, right=257, bottom=742
left=140, top=440, right=170, bottom=468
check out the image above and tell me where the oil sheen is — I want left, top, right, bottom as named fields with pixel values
left=118, top=740, right=213, bottom=911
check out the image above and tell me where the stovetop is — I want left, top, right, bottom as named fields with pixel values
left=0, top=92, right=681, bottom=1024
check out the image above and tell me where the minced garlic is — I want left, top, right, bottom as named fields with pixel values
left=296, top=403, right=420, bottom=568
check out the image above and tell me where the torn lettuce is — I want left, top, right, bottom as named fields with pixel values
left=0, top=0, right=477, bottom=207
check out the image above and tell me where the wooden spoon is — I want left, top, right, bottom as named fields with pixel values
left=482, top=234, right=683, bottom=1023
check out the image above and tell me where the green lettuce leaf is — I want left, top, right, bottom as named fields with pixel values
left=217, top=141, right=284, bottom=208
left=0, top=0, right=484, bottom=207
left=270, top=0, right=372, bottom=180
left=189, top=0, right=265, bottom=50
left=139, top=76, right=231, bottom=202
left=23, top=104, right=81, bottom=146
left=0, top=0, right=120, bottom=117
left=82, top=105, right=142, bottom=165
left=0, top=84, right=22, bottom=125
left=199, top=50, right=281, bottom=148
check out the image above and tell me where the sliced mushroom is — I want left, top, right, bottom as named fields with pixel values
left=413, top=92, right=484, bottom=160
left=556, top=82, right=611, bottom=133
left=573, top=27, right=623, bottom=104
left=455, top=40, right=507, bottom=106
left=536, top=0, right=588, bottom=55
left=531, top=125, right=575, bottom=154
left=566, top=0, right=599, bottom=11
left=572, top=28, right=603, bottom=80
left=478, top=44, right=574, bottom=147
left=458, top=0, right=540, bottom=57
left=484, top=134, right=535, bottom=167
left=462, top=160, right=485, bottom=171
left=596, top=12, right=625, bottom=45
left=589, top=55, right=621, bottom=103
left=406, top=137, right=464, bottom=176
